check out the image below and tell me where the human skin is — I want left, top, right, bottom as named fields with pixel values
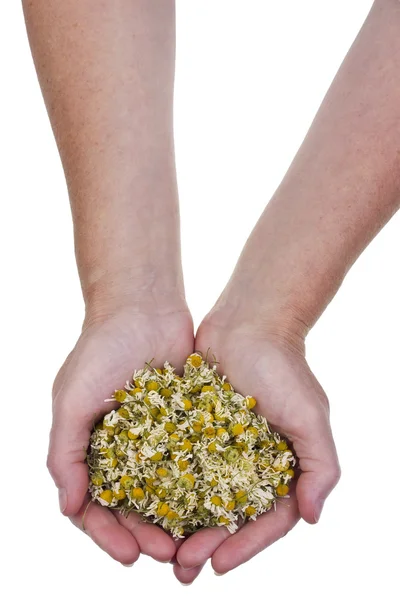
left=23, top=0, right=400, bottom=584
left=173, top=0, right=400, bottom=582
left=23, top=0, right=193, bottom=565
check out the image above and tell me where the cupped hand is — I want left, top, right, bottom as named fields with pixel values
left=174, top=318, right=340, bottom=582
left=48, top=306, right=194, bottom=566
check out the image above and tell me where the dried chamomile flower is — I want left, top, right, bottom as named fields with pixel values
left=87, top=354, right=296, bottom=538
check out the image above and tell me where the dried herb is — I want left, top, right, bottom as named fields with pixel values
left=87, top=354, right=296, bottom=538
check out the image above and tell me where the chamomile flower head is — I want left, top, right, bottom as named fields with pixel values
left=87, top=354, right=296, bottom=538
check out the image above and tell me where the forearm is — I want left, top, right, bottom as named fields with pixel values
left=23, top=0, right=184, bottom=318
left=212, top=0, right=400, bottom=341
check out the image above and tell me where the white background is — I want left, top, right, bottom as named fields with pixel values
left=1, top=0, right=399, bottom=598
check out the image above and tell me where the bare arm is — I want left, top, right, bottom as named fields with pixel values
left=175, top=0, right=400, bottom=578
left=23, top=0, right=185, bottom=323
left=210, top=0, right=400, bottom=345
left=23, top=0, right=192, bottom=568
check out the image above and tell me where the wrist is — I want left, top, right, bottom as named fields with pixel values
left=82, top=264, right=188, bottom=328
left=74, top=189, right=187, bottom=326
left=203, top=285, right=310, bottom=356
left=210, top=206, right=347, bottom=348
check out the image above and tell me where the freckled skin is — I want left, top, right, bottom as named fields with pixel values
left=22, top=0, right=400, bottom=585
left=178, top=0, right=400, bottom=581
left=22, top=0, right=192, bottom=571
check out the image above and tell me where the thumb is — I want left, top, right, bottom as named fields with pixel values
left=293, top=408, right=341, bottom=524
left=47, top=398, right=92, bottom=517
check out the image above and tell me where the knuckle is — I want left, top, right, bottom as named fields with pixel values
left=326, top=463, right=341, bottom=490
left=299, top=401, right=325, bottom=430
left=46, top=450, right=61, bottom=483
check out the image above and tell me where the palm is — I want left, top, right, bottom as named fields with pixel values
left=49, top=308, right=194, bottom=565
left=174, top=320, right=340, bottom=580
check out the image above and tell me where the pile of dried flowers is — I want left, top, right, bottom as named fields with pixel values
left=87, top=354, right=295, bottom=538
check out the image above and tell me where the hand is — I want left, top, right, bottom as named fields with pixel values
left=174, top=317, right=340, bottom=583
left=48, top=306, right=194, bottom=565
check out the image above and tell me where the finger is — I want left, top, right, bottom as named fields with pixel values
left=47, top=398, right=94, bottom=517
left=211, top=487, right=300, bottom=574
left=173, top=537, right=185, bottom=553
left=115, top=511, right=177, bottom=563
left=70, top=496, right=140, bottom=565
left=173, top=562, right=205, bottom=585
left=176, top=525, right=232, bottom=570
left=292, top=409, right=341, bottom=523
left=170, top=536, right=185, bottom=562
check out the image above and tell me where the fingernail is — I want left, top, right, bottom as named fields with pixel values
left=58, top=488, right=67, bottom=513
left=214, top=571, right=224, bottom=576
left=314, top=498, right=325, bottom=523
left=178, top=562, right=196, bottom=571
left=180, top=582, right=192, bottom=586
left=122, top=563, right=134, bottom=568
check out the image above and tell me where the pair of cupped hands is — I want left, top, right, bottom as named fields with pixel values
left=48, top=299, right=340, bottom=584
